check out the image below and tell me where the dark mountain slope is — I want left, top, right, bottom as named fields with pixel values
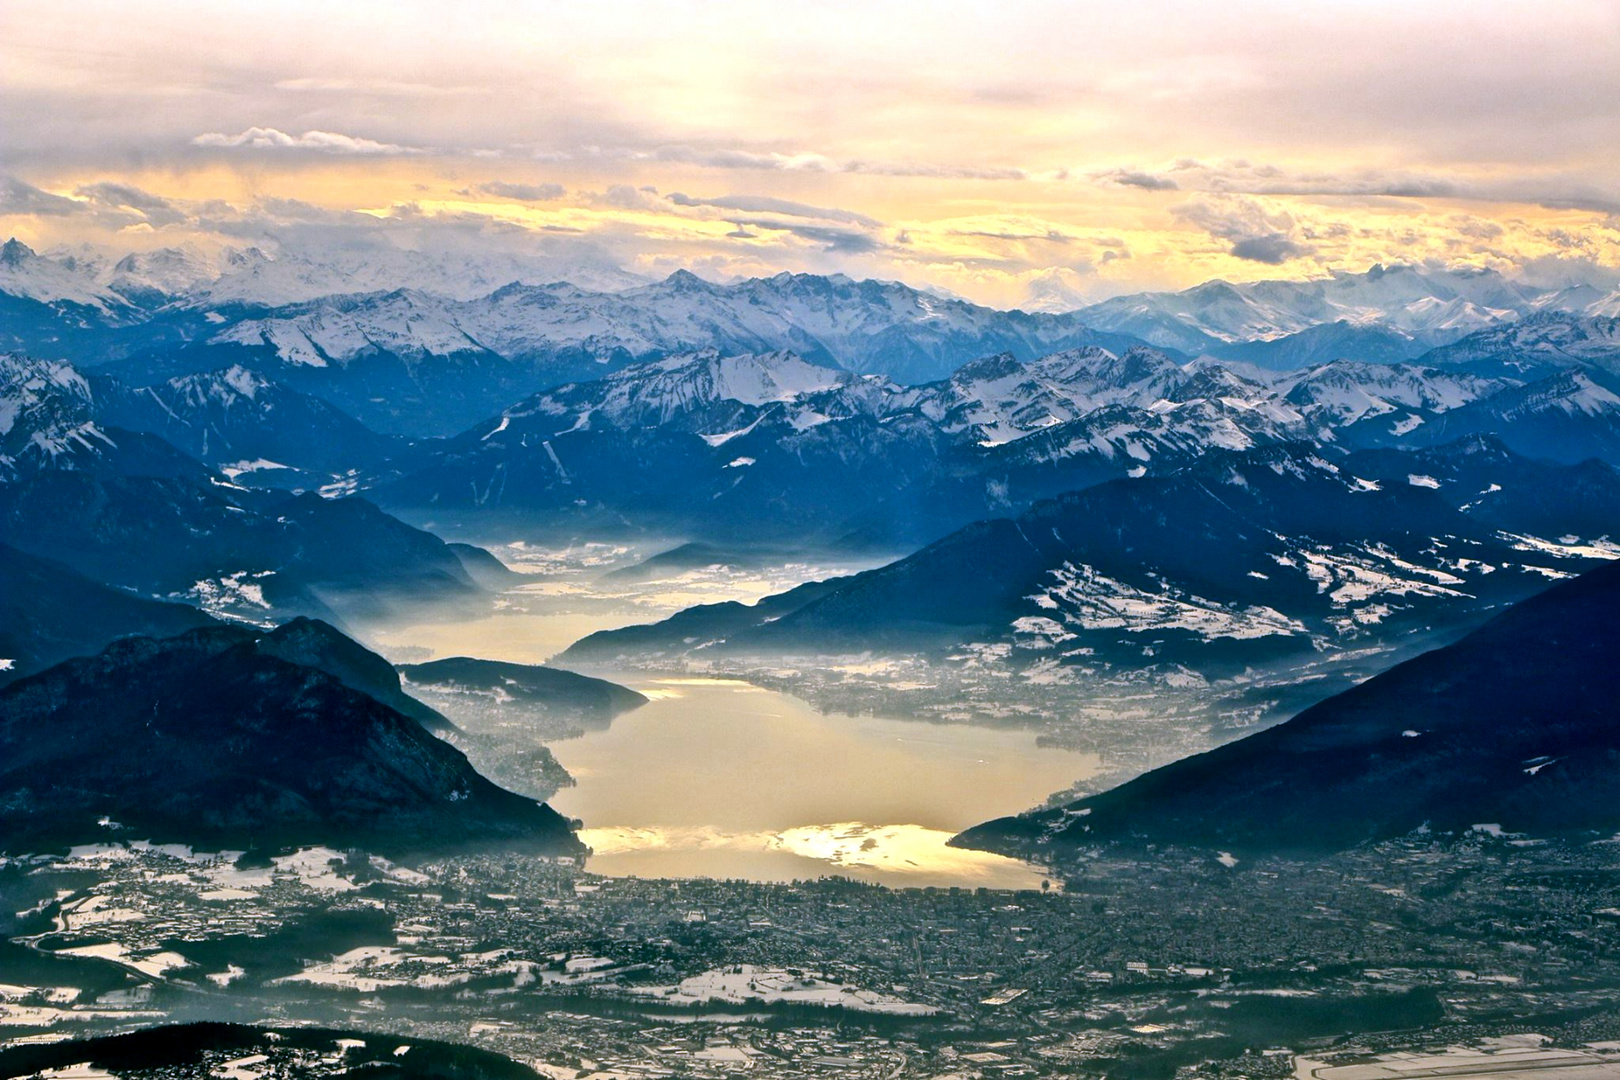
left=557, top=577, right=853, bottom=666
left=567, top=445, right=1588, bottom=671
left=599, top=541, right=762, bottom=583
left=957, top=560, right=1620, bottom=857
left=0, top=474, right=481, bottom=624
left=398, top=658, right=647, bottom=718
left=256, top=617, right=452, bottom=732
left=92, top=365, right=405, bottom=484
left=0, top=627, right=581, bottom=856
left=0, top=541, right=219, bottom=686
left=446, top=542, right=526, bottom=590
left=1344, top=435, right=1620, bottom=538
left=0, top=352, right=483, bottom=623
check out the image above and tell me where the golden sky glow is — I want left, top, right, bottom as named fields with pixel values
left=3, top=0, right=1618, bottom=303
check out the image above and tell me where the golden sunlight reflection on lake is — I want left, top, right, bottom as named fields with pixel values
left=547, top=676, right=1098, bottom=888
left=367, top=545, right=1092, bottom=888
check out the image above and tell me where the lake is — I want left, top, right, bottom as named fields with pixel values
left=368, top=542, right=1098, bottom=889
left=550, top=675, right=1099, bottom=888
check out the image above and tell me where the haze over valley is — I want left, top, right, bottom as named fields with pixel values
left=5, top=2, right=1620, bottom=1077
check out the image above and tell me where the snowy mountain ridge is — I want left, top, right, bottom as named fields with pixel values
left=0, top=352, right=113, bottom=476
left=0, top=240, right=137, bottom=315
left=466, top=344, right=1513, bottom=456
left=3, top=237, right=648, bottom=310
left=200, top=269, right=1137, bottom=386
left=1074, top=264, right=1620, bottom=355
left=5, top=238, right=1619, bottom=374
left=368, top=343, right=1542, bottom=548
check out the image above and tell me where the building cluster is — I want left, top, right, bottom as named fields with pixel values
left=3, top=834, right=1620, bottom=1077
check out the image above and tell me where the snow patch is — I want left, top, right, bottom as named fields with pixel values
left=1028, top=562, right=1306, bottom=641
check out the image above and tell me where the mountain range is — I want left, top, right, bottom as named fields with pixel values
left=374, top=337, right=1620, bottom=546
left=6, top=239, right=1620, bottom=872
left=8, top=245, right=1620, bottom=684
left=1, top=240, right=1150, bottom=432
left=0, top=236, right=642, bottom=313
left=1400, top=311, right=1620, bottom=380
left=9, top=308, right=1620, bottom=629
left=956, top=558, right=1620, bottom=857
left=0, top=468, right=484, bottom=625
left=1072, top=264, right=1620, bottom=360
left=90, top=364, right=406, bottom=485
left=0, top=351, right=488, bottom=624
left=9, top=242, right=1619, bottom=438
left=559, top=438, right=1620, bottom=679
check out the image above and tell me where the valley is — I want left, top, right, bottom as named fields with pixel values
left=7, top=204, right=1620, bottom=1079
left=355, top=540, right=1097, bottom=887
left=348, top=537, right=1387, bottom=884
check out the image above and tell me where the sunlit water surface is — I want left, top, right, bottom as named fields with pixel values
left=369, top=542, right=1097, bottom=888
left=551, top=676, right=1098, bottom=888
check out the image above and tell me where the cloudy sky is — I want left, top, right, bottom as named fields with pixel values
left=3, top=0, right=1618, bottom=304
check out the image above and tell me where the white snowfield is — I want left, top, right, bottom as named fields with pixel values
left=1027, top=562, right=1307, bottom=642
left=180, top=570, right=277, bottom=623
left=632, top=964, right=938, bottom=1016
left=272, top=946, right=496, bottom=993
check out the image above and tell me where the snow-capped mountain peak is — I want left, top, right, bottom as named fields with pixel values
left=106, top=245, right=223, bottom=302
left=1278, top=360, right=1504, bottom=426
left=0, top=352, right=95, bottom=441
left=0, top=238, right=133, bottom=314
left=1076, top=264, right=1613, bottom=357
left=0, top=352, right=121, bottom=479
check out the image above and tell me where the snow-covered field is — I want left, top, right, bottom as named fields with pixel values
left=632, top=965, right=937, bottom=1016
left=1028, top=562, right=1306, bottom=642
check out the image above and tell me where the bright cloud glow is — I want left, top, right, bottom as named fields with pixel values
left=192, top=128, right=423, bottom=155
left=2, top=0, right=1617, bottom=304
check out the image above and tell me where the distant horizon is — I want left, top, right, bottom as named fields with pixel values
left=5, top=230, right=1616, bottom=314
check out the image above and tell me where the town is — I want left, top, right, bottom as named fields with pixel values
left=5, top=830, right=1620, bottom=1078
